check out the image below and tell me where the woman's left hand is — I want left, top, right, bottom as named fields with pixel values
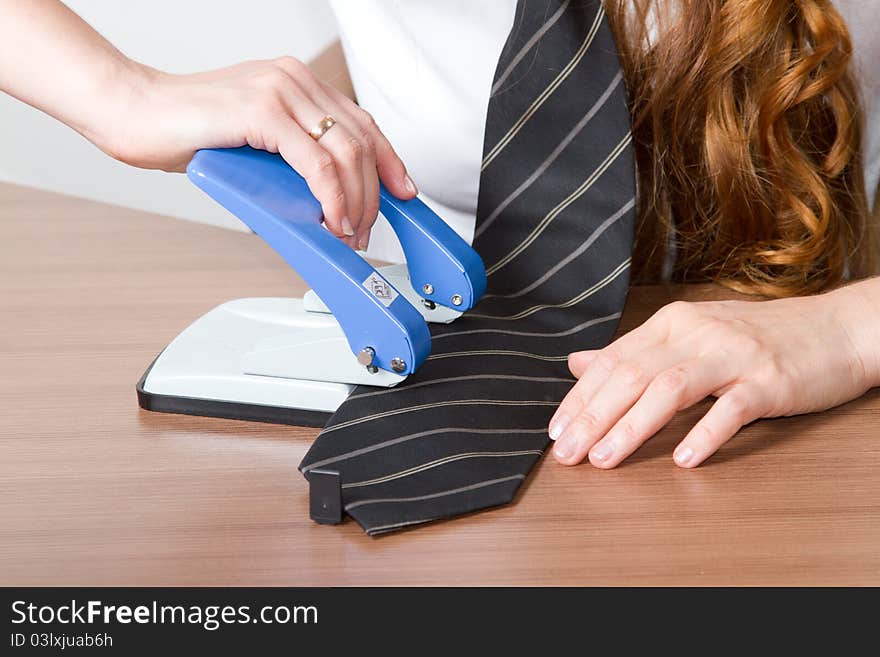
left=548, top=278, right=880, bottom=469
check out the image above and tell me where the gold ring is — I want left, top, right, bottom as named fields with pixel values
left=308, top=115, right=337, bottom=141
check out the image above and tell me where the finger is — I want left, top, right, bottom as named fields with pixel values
left=566, top=326, right=659, bottom=377
left=292, top=84, right=379, bottom=244
left=587, top=355, right=736, bottom=469
left=600, top=314, right=671, bottom=363
left=305, top=119, right=365, bottom=237
left=269, top=115, right=349, bottom=238
left=324, top=85, right=416, bottom=200
left=673, top=383, right=766, bottom=468
left=550, top=348, right=622, bottom=438
left=561, top=322, right=668, bottom=398
left=316, top=106, right=375, bottom=245
left=550, top=328, right=669, bottom=441
left=276, top=62, right=384, bottom=239
left=283, top=69, right=414, bottom=246
left=319, top=87, right=382, bottom=246
left=354, top=126, right=378, bottom=249
left=338, top=233, right=358, bottom=250
left=551, top=349, right=680, bottom=465
left=271, top=79, right=364, bottom=238
left=567, top=350, right=597, bottom=378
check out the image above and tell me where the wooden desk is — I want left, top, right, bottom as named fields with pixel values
left=1, top=182, right=877, bottom=586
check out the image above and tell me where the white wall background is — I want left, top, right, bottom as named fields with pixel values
left=0, top=0, right=339, bottom=230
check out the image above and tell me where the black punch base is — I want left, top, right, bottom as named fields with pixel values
left=136, top=356, right=333, bottom=428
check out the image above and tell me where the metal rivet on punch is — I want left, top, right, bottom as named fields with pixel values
left=390, top=358, right=407, bottom=373
left=451, top=294, right=463, bottom=306
left=357, top=347, right=376, bottom=367
left=422, top=283, right=434, bottom=295
left=422, top=299, right=436, bottom=310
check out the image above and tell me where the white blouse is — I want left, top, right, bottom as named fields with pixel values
left=328, top=0, right=880, bottom=263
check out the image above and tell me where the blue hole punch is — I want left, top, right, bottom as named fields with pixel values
left=136, top=146, right=486, bottom=427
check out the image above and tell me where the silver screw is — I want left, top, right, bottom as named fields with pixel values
left=390, top=357, right=407, bottom=373
left=421, top=299, right=436, bottom=310
left=357, top=347, right=375, bottom=367
left=422, top=283, right=434, bottom=295
left=451, top=294, right=463, bottom=306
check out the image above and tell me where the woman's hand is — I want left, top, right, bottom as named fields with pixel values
left=103, top=58, right=416, bottom=249
left=549, top=278, right=880, bottom=469
left=0, top=0, right=415, bottom=250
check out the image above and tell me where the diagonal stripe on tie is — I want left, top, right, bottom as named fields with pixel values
left=491, top=0, right=571, bottom=96
left=299, top=0, right=637, bottom=535
left=481, top=4, right=606, bottom=170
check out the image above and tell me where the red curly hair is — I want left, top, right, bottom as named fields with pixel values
left=605, top=0, right=877, bottom=296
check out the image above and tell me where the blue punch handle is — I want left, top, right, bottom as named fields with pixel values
left=186, top=146, right=430, bottom=376
left=379, top=187, right=486, bottom=311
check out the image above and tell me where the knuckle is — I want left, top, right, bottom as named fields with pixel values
left=357, top=128, right=376, bottom=156
left=659, top=300, right=693, bottom=320
left=640, top=313, right=672, bottom=343
left=766, top=354, right=797, bottom=386
left=696, top=318, right=731, bottom=343
left=627, top=328, right=657, bottom=350
left=356, top=110, right=385, bottom=143
left=260, top=66, right=291, bottom=89
left=730, top=332, right=763, bottom=358
left=722, top=392, right=750, bottom=420
left=342, top=136, right=363, bottom=163
left=363, top=196, right=380, bottom=219
left=555, top=394, right=581, bottom=421
left=327, top=184, right=346, bottom=206
left=575, top=409, right=603, bottom=434
left=311, top=151, right=336, bottom=177
left=615, top=362, right=647, bottom=387
left=250, top=92, right=284, bottom=118
left=274, top=55, right=297, bottom=67
left=655, top=367, right=687, bottom=396
left=274, top=55, right=306, bottom=75
left=695, top=422, right=718, bottom=447
left=595, top=346, right=620, bottom=372
left=358, top=108, right=378, bottom=129
left=614, top=420, right=640, bottom=445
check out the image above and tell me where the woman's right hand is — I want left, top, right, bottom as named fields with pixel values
left=100, top=57, right=417, bottom=249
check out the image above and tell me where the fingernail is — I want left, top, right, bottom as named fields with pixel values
left=553, top=434, right=576, bottom=460
left=591, top=441, right=614, bottom=463
left=548, top=414, right=570, bottom=441
left=674, top=446, right=694, bottom=467
left=403, top=174, right=417, bottom=196
left=358, top=233, right=370, bottom=251
left=341, top=217, right=355, bottom=236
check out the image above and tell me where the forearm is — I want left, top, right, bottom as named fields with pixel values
left=0, top=0, right=145, bottom=149
left=0, top=2, right=414, bottom=238
left=829, top=275, right=880, bottom=389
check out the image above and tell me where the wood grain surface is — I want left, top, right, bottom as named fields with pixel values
left=1, top=182, right=878, bottom=586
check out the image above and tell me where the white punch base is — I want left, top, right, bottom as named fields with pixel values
left=142, top=298, right=405, bottom=415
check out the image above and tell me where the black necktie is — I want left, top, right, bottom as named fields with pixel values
left=300, top=0, right=636, bottom=535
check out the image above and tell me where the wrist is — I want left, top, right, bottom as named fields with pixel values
left=81, top=57, right=160, bottom=160
left=828, top=277, right=880, bottom=389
